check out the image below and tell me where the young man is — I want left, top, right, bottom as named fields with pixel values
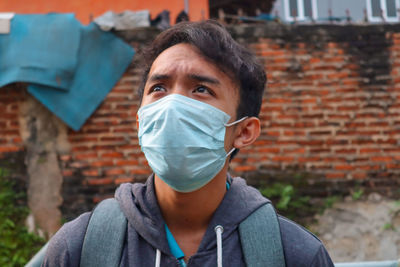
left=43, top=21, right=334, bottom=266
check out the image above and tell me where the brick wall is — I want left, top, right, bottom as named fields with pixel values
left=0, top=84, right=25, bottom=153
left=2, top=23, right=400, bottom=219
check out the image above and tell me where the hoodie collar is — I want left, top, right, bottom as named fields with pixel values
left=115, top=174, right=269, bottom=255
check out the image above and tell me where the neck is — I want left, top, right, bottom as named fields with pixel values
left=155, top=165, right=229, bottom=232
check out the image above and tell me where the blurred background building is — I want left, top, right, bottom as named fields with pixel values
left=0, top=0, right=209, bottom=24
left=2, top=0, right=400, bottom=24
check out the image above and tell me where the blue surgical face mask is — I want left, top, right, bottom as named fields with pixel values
left=137, top=94, right=247, bottom=193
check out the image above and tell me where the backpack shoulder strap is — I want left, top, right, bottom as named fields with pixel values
left=80, top=198, right=127, bottom=267
left=239, top=202, right=286, bottom=267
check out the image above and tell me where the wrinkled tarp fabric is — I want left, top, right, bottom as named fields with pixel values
left=28, top=22, right=135, bottom=130
left=0, top=13, right=15, bottom=34
left=0, top=14, right=81, bottom=90
left=94, top=10, right=150, bottom=31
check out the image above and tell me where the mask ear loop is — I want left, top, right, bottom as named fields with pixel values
left=224, top=116, right=248, bottom=127
left=225, top=147, right=236, bottom=158
left=224, top=116, right=248, bottom=158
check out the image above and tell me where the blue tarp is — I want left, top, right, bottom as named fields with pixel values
left=0, top=14, right=81, bottom=90
left=0, top=14, right=135, bottom=130
left=28, top=22, right=135, bottom=130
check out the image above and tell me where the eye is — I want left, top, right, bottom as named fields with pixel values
left=149, top=85, right=166, bottom=94
left=193, top=85, right=213, bottom=95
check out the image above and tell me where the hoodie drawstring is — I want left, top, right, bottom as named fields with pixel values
left=159, top=225, right=224, bottom=267
left=155, top=249, right=161, bottom=267
left=214, top=225, right=224, bottom=267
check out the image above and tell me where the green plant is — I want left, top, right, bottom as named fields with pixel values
left=352, top=188, right=364, bottom=200
left=259, top=182, right=312, bottom=220
left=323, top=196, right=339, bottom=210
left=382, top=222, right=396, bottom=231
left=0, top=168, right=45, bottom=267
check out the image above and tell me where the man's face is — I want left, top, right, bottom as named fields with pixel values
left=140, top=43, right=241, bottom=151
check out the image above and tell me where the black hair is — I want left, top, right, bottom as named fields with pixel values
left=138, top=20, right=266, bottom=119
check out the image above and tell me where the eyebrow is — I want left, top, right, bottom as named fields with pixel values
left=148, top=73, right=221, bottom=85
left=188, top=74, right=220, bottom=85
left=148, top=74, right=170, bottom=82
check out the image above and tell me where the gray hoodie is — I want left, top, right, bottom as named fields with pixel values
left=42, top=176, right=334, bottom=266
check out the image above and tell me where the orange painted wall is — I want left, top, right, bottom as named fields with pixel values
left=0, top=0, right=209, bottom=24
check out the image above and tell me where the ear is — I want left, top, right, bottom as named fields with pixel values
left=233, top=117, right=260, bottom=149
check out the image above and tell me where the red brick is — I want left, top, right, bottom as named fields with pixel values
left=337, top=106, right=359, bottom=111
left=101, top=152, right=124, bottom=158
left=113, top=128, right=135, bottom=133
left=371, top=156, right=393, bottom=162
left=309, top=131, right=331, bottom=136
left=69, top=136, right=99, bottom=143
left=376, top=139, right=397, bottom=145
left=352, top=172, right=367, bottom=179
left=284, top=130, right=305, bottom=136
left=62, top=170, right=74, bottom=177
left=309, top=58, right=321, bottom=64
left=92, top=145, right=117, bottom=151
left=334, top=165, right=354, bottom=171
left=272, top=156, right=294, bottom=162
left=257, top=147, right=280, bottom=153
left=323, top=157, right=346, bottom=163
left=82, top=169, right=100, bottom=177
left=326, top=140, right=348, bottom=145
left=234, top=165, right=257, bottom=172
left=335, top=149, right=357, bottom=154
left=283, top=147, right=306, bottom=154
left=116, top=160, right=139, bottom=166
left=253, top=140, right=274, bottom=146
left=310, top=148, right=331, bottom=154
left=100, top=137, right=125, bottom=142
left=87, top=178, right=113, bottom=186
left=298, top=157, right=320, bottom=162
left=72, top=145, right=91, bottom=152
left=0, top=146, right=21, bottom=153
left=75, top=153, right=98, bottom=160
left=360, top=148, right=380, bottom=153
left=327, top=73, right=348, bottom=79
left=294, top=122, right=315, bottom=128
left=91, top=160, right=114, bottom=167
left=105, top=168, right=125, bottom=176
left=260, top=50, right=285, bottom=57
left=277, top=114, right=299, bottom=120
left=268, top=98, right=292, bottom=104
left=261, top=106, right=283, bottom=112
left=302, top=98, right=317, bottom=104
left=298, top=140, right=323, bottom=146
left=265, top=131, right=280, bottom=137
left=119, top=144, right=140, bottom=150
left=0, top=112, right=18, bottom=119
left=359, top=165, right=380, bottom=171
left=386, top=164, right=400, bottom=169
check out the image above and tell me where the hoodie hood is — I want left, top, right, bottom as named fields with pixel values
left=115, top=174, right=269, bottom=257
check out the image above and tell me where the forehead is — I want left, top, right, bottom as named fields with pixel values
left=148, top=43, right=239, bottom=93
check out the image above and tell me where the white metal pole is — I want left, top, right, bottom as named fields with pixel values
left=184, top=0, right=189, bottom=14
